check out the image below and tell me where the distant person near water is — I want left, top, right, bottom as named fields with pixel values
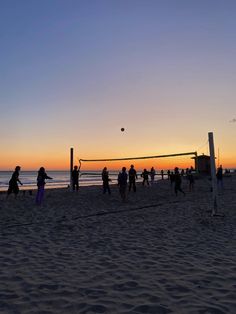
left=7, top=166, right=23, bottom=198
left=102, top=167, right=111, bottom=194
left=128, top=164, right=137, bottom=192
left=72, top=165, right=79, bottom=191
left=36, top=167, right=53, bottom=205
left=150, top=167, right=156, bottom=185
left=167, top=170, right=170, bottom=180
left=118, top=167, right=128, bottom=201
left=161, top=170, right=164, bottom=180
left=141, top=169, right=149, bottom=186
left=174, top=167, right=185, bottom=196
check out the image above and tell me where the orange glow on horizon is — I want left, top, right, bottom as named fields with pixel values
left=0, top=151, right=235, bottom=171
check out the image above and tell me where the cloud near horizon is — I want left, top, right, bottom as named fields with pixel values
left=229, top=118, right=236, bottom=123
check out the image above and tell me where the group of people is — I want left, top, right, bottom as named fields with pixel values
left=7, top=166, right=52, bottom=205
left=101, top=165, right=156, bottom=199
left=6, top=164, right=225, bottom=204
left=101, top=165, right=158, bottom=201
left=101, top=165, right=196, bottom=201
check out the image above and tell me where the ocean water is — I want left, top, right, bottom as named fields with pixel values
left=1, top=169, right=235, bottom=191
left=0, top=170, right=145, bottom=191
left=0, top=171, right=105, bottom=191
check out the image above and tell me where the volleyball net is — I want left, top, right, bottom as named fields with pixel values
left=77, top=151, right=198, bottom=184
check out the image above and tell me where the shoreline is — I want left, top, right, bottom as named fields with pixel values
left=1, top=171, right=235, bottom=193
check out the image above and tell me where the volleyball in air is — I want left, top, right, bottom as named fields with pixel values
left=121, top=127, right=125, bottom=132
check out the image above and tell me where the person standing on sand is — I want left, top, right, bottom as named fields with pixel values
left=72, top=165, right=79, bottom=191
left=128, top=164, right=137, bottom=192
left=36, top=167, right=53, bottom=205
left=118, top=167, right=128, bottom=201
left=216, top=164, right=223, bottom=190
left=161, top=169, right=164, bottom=180
left=141, top=169, right=149, bottom=186
left=188, top=170, right=195, bottom=192
left=174, top=167, right=185, bottom=196
left=167, top=170, right=170, bottom=180
left=150, top=167, right=156, bottom=185
left=7, top=166, right=23, bottom=198
left=102, top=167, right=111, bottom=194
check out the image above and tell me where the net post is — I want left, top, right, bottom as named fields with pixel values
left=70, top=147, right=74, bottom=191
left=194, top=151, right=198, bottom=174
left=208, top=132, right=218, bottom=215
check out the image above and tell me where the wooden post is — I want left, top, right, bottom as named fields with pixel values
left=70, top=147, right=73, bottom=191
left=208, top=132, right=217, bottom=215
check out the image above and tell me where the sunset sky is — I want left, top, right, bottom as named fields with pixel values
left=1, top=0, right=236, bottom=170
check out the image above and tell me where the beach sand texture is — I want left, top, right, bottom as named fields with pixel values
left=0, top=175, right=236, bottom=314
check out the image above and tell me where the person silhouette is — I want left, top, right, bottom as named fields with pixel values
left=102, top=167, right=111, bottom=194
left=72, top=165, right=79, bottom=191
left=150, top=167, right=156, bottom=185
left=167, top=170, right=170, bottom=180
left=128, top=164, right=138, bottom=192
left=7, top=166, right=23, bottom=198
left=141, top=169, right=149, bottom=186
left=216, top=165, right=223, bottom=190
left=118, top=167, right=128, bottom=201
left=161, top=170, right=164, bottom=180
left=174, top=167, right=185, bottom=196
left=35, top=167, right=52, bottom=205
left=188, top=170, right=195, bottom=192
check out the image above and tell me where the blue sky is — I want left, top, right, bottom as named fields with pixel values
left=0, top=0, right=236, bottom=169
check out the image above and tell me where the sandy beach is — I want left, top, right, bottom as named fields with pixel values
left=0, top=175, right=236, bottom=314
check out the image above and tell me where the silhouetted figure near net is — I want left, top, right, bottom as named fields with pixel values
left=36, top=167, right=52, bottom=205
left=72, top=165, right=79, bottom=191
left=161, top=169, right=164, bottom=180
left=7, top=166, right=23, bottom=198
left=174, top=167, right=185, bottom=196
left=128, top=164, right=137, bottom=192
left=150, top=167, right=156, bottom=185
left=102, top=167, right=111, bottom=194
left=118, top=167, right=128, bottom=201
left=167, top=170, right=170, bottom=180
left=141, top=169, right=149, bottom=186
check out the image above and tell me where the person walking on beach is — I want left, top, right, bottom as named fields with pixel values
left=216, top=165, right=223, bottom=190
left=128, top=164, right=137, bottom=192
left=72, top=165, right=79, bottom=191
left=150, top=167, right=156, bottom=185
left=174, top=167, right=185, bottom=196
left=7, top=166, right=23, bottom=198
left=118, top=167, right=128, bottom=201
left=102, top=167, right=111, bottom=194
left=36, top=167, right=53, bottom=205
left=141, top=169, right=149, bottom=186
